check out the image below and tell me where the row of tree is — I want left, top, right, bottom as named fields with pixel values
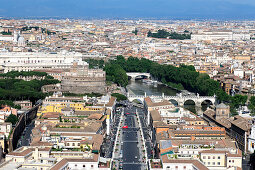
left=0, top=100, right=21, bottom=109
left=84, top=59, right=104, bottom=69
left=147, top=29, right=191, bottom=40
left=0, top=31, right=12, bottom=35
left=0, top=71, right=51, bottom=79
left=0, top=73, right=59, bottom=104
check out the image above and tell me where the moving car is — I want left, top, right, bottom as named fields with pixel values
left=122, top=125, right=128, bottom=129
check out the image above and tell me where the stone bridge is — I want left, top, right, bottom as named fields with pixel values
left=126, top=72, right=151, bottom=80
left=128, top=92, right=216, bottom=107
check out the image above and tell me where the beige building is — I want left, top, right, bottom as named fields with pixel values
left=215, top=103, right=230, bottom=120
left=42, top=61, right=106, bottom=94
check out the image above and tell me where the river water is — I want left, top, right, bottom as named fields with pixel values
left=126, top=80, right=208, bottom=114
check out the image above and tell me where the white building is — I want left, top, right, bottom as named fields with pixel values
left=0, top=52, right=83, bottom=73
left=233, top=69, right=244, bottom=79
left=191, top=30, right=250, bottom=41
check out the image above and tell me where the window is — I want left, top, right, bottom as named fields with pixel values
left=218, top=156, right=220, bottom=159
left=229, top=160, right=231, bottom=162
left=208, top=162, right=210, bottom=165
left=83, top=165, right=85, bottom=167
left=217, top=162, right=220, bottom=165
left=232, top=160, right=234, bottom=163
left=91, top=165, right=94, bottom=168
left=72, top=143, right=75, bottom=146
left=213, top=156, right=215, bottom=159
left=213, top=162, right=215, bottom=165
left=208, top=156, right=210, bottom=159
left=184, top=166, right=186, bottom=169
left=203, top=156, right=206, bottom=159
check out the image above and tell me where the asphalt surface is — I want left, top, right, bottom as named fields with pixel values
left=17, top=120, right=35, bottom=148
left=122, top=108, right=142, bottom=170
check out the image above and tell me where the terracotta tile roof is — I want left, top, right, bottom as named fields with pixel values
left=153, top=121, right=168, bottom=127
left=204, top=109, right=231, bottom=129
left=200, top=149, right=226, bottom=154
left=172, top=130, right=225, bottom=135
left=145, top=97, right=172, bottom=107
left=87, top=113, right=103, bottom=120
left=50, top=159, right=68, bottom=170
left=231, top=115, right=252, bottom=131
left=150, top=110, right=161, bottom=121
left=8, top=148, right=33, bottom=157
left=92, top=134, right=103, bottom=150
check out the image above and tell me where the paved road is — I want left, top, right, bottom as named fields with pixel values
left=122, top=108, right=142, bottom=170
left=17, top=120, right=35, bottom=148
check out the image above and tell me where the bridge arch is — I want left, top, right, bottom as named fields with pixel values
left=184, top=99, right=196, bottom=106
left=126, top=72, right=151, bottom=80
left=132, top=99, right=143, bottom=104
left=201, top=99, right=214, bottom=106
left=134, top=75, right=149, bottom=80
left=169, top=99, right=178, bottom=106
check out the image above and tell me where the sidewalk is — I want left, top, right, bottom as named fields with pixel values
left=111, top=109, right=124, bottom=169
left=136, top=109, right=148, bottom=170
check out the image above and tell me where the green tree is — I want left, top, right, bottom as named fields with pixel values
left=111, top=93, right=127, bottom=101
left=147, top=30, right=152, bottom=37
left=5, top=114, right=18, bottom=125
left=248, top=96, right=255, bottom=116
left=104, top=64, right=128, bottom=87
left=132, top=29, right=138, bottom=35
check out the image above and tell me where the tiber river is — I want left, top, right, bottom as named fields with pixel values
left=126, top=80, right=209, bottom=115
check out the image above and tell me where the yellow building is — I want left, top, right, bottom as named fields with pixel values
left=37, top=103, right=104, bottom=117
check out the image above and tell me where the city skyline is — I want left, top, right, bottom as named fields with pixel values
left=1, top=0, right=255, bottom=19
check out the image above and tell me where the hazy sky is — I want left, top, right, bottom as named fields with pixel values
left=1, top=0, right=255, bottom=19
